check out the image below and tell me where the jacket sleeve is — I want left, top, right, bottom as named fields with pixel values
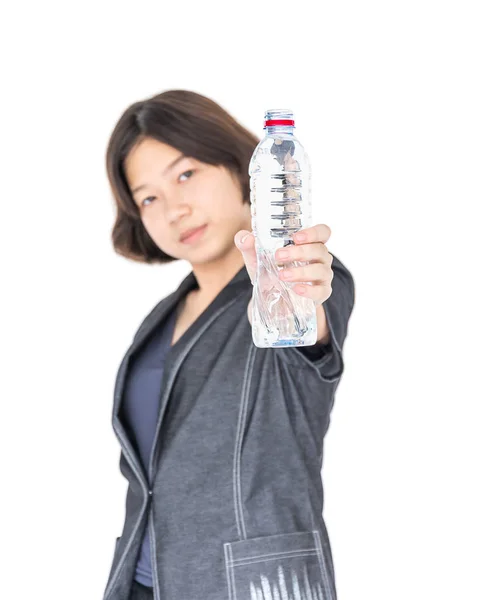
left=294, top=252, right=355, bottom=382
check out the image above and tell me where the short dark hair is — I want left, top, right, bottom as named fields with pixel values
left=105, top=89, right=259, bottom=263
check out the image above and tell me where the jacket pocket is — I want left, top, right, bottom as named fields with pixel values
left=223, top=530, right=335, bottom=600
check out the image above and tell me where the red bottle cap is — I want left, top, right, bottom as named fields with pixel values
left=264, top=119, right=295, bottom=128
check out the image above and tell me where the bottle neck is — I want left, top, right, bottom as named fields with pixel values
left=265, top=126, right=295, bottom=136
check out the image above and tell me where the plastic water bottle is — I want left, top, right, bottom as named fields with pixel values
left=249, top=109, right=317, bottom=348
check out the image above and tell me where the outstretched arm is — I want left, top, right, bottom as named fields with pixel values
left=236, top=224, right=354, bottom=378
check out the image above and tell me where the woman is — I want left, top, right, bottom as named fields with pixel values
left=102, top=89, right=355, bottom=600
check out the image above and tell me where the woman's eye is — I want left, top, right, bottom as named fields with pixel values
left=139, top=171, right=193, bottom=207
left=178, top=169, right=194, bottom=182
left=141, top=196, right=156, bottom=207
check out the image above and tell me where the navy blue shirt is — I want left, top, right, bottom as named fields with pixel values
left=119, top=306, right=178, bottom=587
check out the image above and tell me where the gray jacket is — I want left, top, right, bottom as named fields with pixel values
left=102, top=254, right=355, bottom=600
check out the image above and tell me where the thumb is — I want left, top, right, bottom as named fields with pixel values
left=234, top=229, right=257, bottom=285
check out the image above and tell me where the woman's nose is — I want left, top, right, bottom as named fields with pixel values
left=165, top=192, right=191, bottom=222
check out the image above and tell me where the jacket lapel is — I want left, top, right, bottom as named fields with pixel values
left=111, top=264, right=252, bottom=465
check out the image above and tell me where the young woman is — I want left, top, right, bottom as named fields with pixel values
left=102, top=89, right=355, bottom=600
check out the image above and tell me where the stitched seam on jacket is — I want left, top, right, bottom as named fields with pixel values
left=224, top=543, right=235, bottom=600
left=233, top=342, right=256, bottom=541
left=313, top=529, right=333, bottom=599
left=229, top=547, right=317, bottom=563
left=230, top=550, right=318, bottom=567
left=225, top=543, right=238, bottom=600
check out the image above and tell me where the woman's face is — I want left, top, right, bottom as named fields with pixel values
left=124, top=137, right=251, bottom=264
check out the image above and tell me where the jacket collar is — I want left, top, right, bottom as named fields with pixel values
left=179, top=261, right=250, bottom=295
left=128, top=263, right=251, bottom=358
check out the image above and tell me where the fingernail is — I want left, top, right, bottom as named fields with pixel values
left=240, top=232, right=252, bottom=244
left=276, top=250, right=289, bottom=260
left=295, top=233, right=306, bottom=242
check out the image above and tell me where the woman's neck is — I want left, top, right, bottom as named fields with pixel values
left=190, top=248, right=246, bottom=305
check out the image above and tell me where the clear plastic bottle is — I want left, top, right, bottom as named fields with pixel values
left=249, top=109, right=317, bottom=348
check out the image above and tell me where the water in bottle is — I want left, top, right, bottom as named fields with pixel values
left=249, top=109, right=318, bottom=348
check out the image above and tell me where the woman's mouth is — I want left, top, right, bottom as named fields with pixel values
left=179, top=224, right=208, bottom=244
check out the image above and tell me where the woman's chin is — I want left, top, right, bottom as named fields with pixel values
left=183, top=243, right=233, bottom=266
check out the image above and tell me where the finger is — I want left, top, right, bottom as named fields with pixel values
left=234, top=229, right=257, bottom=284
left=293, top=224, right=332, bottom=245
left=278, top=262, right=334, bottom=284
left=275, top=242, right=332, bottom=266
left=292, top=281, right=333, bottom=305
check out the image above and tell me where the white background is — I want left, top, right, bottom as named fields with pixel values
left=1, top=1, right=476, bottom=598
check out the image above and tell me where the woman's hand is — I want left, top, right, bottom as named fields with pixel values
left=234, top=223, right=334, bottom=306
